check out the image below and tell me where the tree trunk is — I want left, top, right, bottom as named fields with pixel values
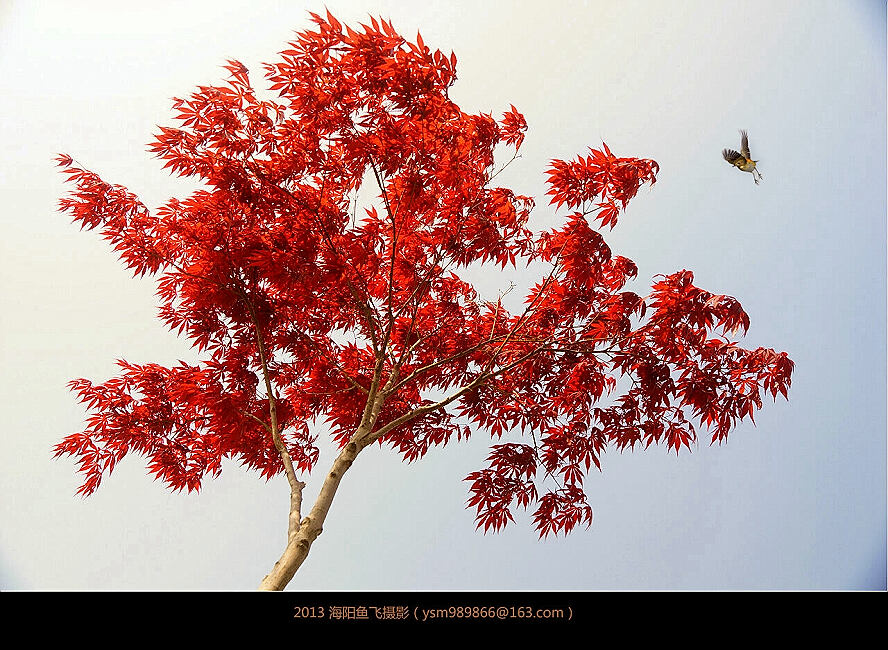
left=258, top=439, right=363, bottom=591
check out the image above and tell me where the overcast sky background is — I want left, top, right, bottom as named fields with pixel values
left=1, top=0, right=884, bottom=591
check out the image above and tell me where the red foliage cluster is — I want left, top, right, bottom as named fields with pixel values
left=545, top=144, right=659, bottom=230
left=55, top=12, right=792, bottom=538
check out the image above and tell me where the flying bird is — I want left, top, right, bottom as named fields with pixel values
left=723, top=130, right=763, bottom=184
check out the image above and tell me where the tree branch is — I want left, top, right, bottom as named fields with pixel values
left=235, top=283, right=306, bottom=542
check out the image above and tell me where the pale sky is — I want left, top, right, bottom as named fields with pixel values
left=1, top=0, right=885, bottom=590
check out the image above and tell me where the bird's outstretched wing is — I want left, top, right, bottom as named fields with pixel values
left=739, top=130, right=751, bottom=158
left=723, top=148, right=743, bottom=166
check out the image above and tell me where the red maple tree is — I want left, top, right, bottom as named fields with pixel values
left=54, top=12, right=793, bottom=590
